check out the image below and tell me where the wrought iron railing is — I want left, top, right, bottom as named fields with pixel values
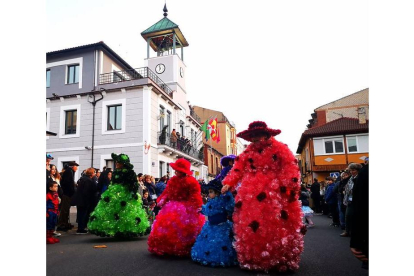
left=158, top=131, right=202, bottom=161
left=99, top=67, right=173, bottom=98
left=190, top=109, right=201, bottom=123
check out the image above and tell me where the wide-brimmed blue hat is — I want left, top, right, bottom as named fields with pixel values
left=201, top=178, right=223, bottom=193
left=220, top=155, right=236, bottom=167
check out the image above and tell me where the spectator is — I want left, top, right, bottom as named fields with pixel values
left=144, top=174, right=157, bottom=201
left=57, top=161, right=78, bottom=231
left=160, top=125, right=168, bottom=144
left=47, top=181, right=60, bottom=244
left=46, top=153, right=54, bottom=193
left=73, top=168, right=97, bottom=234
left=325, top=177, right=340, bottom=227
left=319, top=181, right=329, bottom=215
left=170, top=129, right=178, bottom=148
left=166, top=171, right=170, bottom=182
left=338, top=171, right=351, bottom=235
left=343, top=163, right=363, bottom=238
left=97, top=169, right=112, bottom=195
left=49, top=164, right=63, bottom=237
left=310, top=178, right=321, bottom=213
left=300, top=184, right=314, bottom=227
left=142, top=190, right=154, bottom=208
left=155, top=176, right=167, bottom=196
left=137, top=173, right=145, bottom=197
left=350, top=158, right=369, bottom=269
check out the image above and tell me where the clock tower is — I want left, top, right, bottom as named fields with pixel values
left=141, top=4, right=189, bottom=110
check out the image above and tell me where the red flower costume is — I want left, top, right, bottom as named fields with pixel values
left=147, top=159, right=205, bottom=256
left=223, top=121, right=304, bottom=272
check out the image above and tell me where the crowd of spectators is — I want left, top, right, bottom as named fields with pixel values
left=307, top=158, right=369, bottom=269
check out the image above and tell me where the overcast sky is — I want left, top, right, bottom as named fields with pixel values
left=46, top=0, right=368, bottom=153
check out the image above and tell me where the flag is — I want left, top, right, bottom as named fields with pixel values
left=200, top=120, right=210, bottom=141
left=209, top=118, right=218, bottom=141
left=216, top=125, right=221, bottom=143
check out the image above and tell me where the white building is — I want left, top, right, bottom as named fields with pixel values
left=46, top=7, right=207, bottom=180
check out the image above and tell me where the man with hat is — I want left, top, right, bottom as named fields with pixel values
left=221, top=121, right=305, bottom=272
left=57, top=161, right=79, bottom=231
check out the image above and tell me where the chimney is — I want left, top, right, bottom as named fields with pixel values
left=358, top=107, right=367, bottom=124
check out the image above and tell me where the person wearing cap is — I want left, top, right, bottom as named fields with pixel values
left=148, top=158, right=205, bottom=256
left=46, top=153, right=54, bottom=193
left=191, top=178, right=238, bottom=267
left=57, top=161, right=79, bottom=231
left=221, top=121, right=305, bottom=272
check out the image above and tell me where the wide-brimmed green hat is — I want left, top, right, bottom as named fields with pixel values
left=111, top=153, right=134, bottom=169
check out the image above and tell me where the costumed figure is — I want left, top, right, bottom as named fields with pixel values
left=191, top=178, right=238, bottom=267
left=87, top=153, right=149, bottom=237
left=148, top=158, right=205, bottom=256
left=215, top=155, right=236, bottom=181
left=47, top=181, right=60, bottom=244
left=221, top=121, right=305, bottom=272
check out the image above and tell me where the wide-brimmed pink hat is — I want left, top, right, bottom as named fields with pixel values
left=237, top=121, right=281, bottom=142
left=170, top=158, right=193, bottom=175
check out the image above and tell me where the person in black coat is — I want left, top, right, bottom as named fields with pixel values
left=350, top=160, right=369, bottom=269
left=57, top=161, right=79, bottom=230
left=310, top=178, right=321, bottom=213
left=73, top=168, right=98, bottom=234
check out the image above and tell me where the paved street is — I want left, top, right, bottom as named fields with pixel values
left=47, top=208, right=368, bottom=276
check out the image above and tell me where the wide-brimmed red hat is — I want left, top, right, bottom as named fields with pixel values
left=237, top=121, right=281, bottom=142
left=170, top=158, right=193, bottom=175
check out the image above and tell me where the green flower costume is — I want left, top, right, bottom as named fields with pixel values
left=88, top=153, right=149, bottom=238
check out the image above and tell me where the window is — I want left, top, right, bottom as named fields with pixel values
left=347, top=137, right=358, bottom=152
left=324, top=139, right=344, bottom=154
left=313, top=137, right=345, bottom=155
left=67, top=64, right=79, bottom=84
left=346, top=135, right=369, bottom=153
left=107, top=105, right=122, bottom=130
left=102, top=99, right=126, bottom=135
left=65, top=110, right=77, bottom=134
left=46, top=70, right=50, bottom=88
left=106, top=160, right=115, bottom=171
left=159, top=161, right=164, bottom=178
left=159, top=106, right=165, bottom=131
left=167, top=111, right=171, bottom=133
left=59, top=104, right=81, bottom=138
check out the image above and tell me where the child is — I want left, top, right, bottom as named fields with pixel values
left=191, top=179, right=238, bottom=267
left=300, top=184, right=314, bottom=228
left=47, top=181, right=60, bottom=244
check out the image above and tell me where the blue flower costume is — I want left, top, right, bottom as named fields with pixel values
left=191, top=178, right=238, bottom=267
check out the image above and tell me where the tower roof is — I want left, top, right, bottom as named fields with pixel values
left=141, top=5, right=189, bottom=52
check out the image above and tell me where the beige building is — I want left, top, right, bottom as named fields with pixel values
left=308, top=88, right=369, bottom=128
left=192, top=106, right=238, bottom=156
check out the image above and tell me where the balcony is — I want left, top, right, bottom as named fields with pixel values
left=99, top=67, right=173, bottom=98
left=157, top=131, right=203, bottom=163
left=190, top=109, right=201, bottom=124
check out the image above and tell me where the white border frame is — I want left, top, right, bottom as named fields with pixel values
left=346, top=134, right=369, bottom=154
left=101, top=98, right=126, bottom=135
left=100, top=154, right=113, bottom=171
left=46, top=57, right=83, bottom=89
left=313, top=136, right=345, bottom=155
left=59, top=104, right=81, bottom=138
left=57, top=155, right=80, bottom=181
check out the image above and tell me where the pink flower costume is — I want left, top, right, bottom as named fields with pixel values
left=148, top=159, right=205, bottom=256
left=223, top=121, right=305, bottom=272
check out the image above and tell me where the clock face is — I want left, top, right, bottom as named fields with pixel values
left=180, top=67, right=184, bottom=78
left=155, top=63, right=165, bottom=74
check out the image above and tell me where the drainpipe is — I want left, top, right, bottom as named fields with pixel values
left=87, top=88, right=104, bottom=167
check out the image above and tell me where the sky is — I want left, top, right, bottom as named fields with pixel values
left=46, top=0, right=368, bottom=153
